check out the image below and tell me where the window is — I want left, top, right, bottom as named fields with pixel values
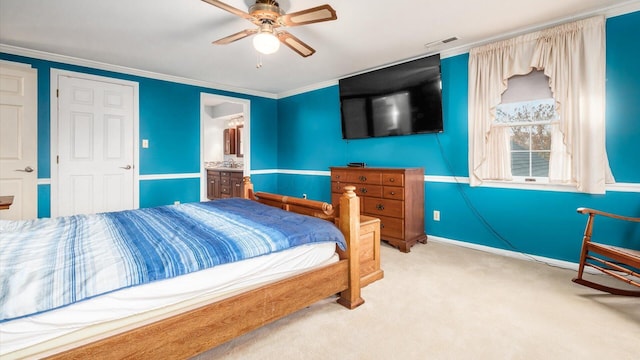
left=495, top=98, right=557, bottom=181
left=468, top=16, right=613, bottom=194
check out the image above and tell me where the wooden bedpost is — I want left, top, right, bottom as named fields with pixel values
left=241, top=176, right=254, bottom=199
left=337, top=186, right=364, bottom=309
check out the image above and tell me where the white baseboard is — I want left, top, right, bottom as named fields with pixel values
left=427, top=235, right=585, bottom=272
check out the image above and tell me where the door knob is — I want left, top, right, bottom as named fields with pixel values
left=15, top=166, right=34, bottom=173
left=120, top=165, right=132, bottom=170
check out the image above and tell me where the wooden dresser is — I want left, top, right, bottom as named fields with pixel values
left=330, top=167, right=427, bottom=252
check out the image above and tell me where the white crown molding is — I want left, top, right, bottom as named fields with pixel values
left=277, top=1, right=640, bottom=99
left=3, top=2, right=637, bottom=101
left=0, top=44, right=278, bottom=100
left=277, top=79, right=339, bottom=99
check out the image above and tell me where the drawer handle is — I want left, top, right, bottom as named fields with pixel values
left=360, top=187, right=368, bottom=193
left=381, top=223, right=385, bottom=229
left=235, top=184, right=240, bottom=187
left=336, top=175, right=341, bottom=179
left=376, top=204, right=385, bottom=211
left=359, top=176, right=367, bottom=182
left=389, top=178, right=395, bottom=182
left=390, top=191, right=396, bottom=195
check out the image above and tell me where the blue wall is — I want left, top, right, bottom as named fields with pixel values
left=275, top=11, right=640, bottom=262
left=0, top=53, right=280, bottom=217
left=2, top=11, right=638, bottom=263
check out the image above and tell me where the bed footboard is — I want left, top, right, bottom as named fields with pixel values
left=244, top=177, right=364, bottom=309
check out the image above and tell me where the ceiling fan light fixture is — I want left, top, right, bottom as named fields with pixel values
left=253, top=23, right=280, bottom=54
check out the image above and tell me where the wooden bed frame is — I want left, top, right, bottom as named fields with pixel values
left=39, top=177, right=364, bottom=359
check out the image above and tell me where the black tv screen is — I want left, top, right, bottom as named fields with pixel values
left=339, top=54, right=443, bottom=139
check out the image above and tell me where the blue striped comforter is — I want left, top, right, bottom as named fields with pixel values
left=0, top=198, right=346, bottom=322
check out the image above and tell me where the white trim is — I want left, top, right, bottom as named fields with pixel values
left=50, top=69, right=140, bottom=216
left=428, top=235, right=584, bottom=272
left=0, top=44, right=277, bottom=100
left=423, top=175, right=640, bottom=193
left=605, top=182, right=640, bottom=193
left=249, top=169, right=278, bottom=175
left=139, top=173, right=201, bottom=181
left=276, top=169, right=330, bottom=176
left=0, top=59, right=33, bottom=68
left=424, top=175, right=470, bottom=184
left=240, top=170, right=640, bottom=193
left=277, top=80, right=339, bottom=99
left=275, top=1, right=640, bottom=99
left=37, top=172, right=640, bottom=194
left=2, top=2, right=636, bottom=101
left=438, top=0, right=640, bottom=60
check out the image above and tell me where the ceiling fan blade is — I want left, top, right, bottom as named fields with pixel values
left=278, top=5, right=337, bottom=27
left=278, top=31, right=316, bottom=57
left=213, top=29, right=258, bottom=45
left=201, top=0, right=253, bottom=21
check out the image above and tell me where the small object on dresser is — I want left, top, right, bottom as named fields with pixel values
left=347, top=162, right=366, bottom=167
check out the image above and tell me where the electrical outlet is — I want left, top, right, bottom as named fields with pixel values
left=174, top=200, right=180, bottom=205
left=142, top=139, right=149, bottom=148
left=302, top=193, right=307, bottom=199
left=433, top=210, right=440, bottom=221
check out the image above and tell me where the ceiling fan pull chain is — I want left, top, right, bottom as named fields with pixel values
left=256, top=53, right=263, bottom=69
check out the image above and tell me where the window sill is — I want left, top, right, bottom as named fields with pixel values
left=480, top=180, right=577, bottom=193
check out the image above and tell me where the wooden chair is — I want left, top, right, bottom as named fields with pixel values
left=572, top=207, right=640, bottom=296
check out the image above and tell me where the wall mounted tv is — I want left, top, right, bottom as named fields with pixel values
left=339, top=54, right=443, bottom=139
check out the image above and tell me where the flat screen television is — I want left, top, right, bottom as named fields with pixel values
left=338, top=54, right=443, bottom=139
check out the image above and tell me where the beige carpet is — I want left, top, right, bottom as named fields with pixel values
left=193, top=241, right=640, bottom=360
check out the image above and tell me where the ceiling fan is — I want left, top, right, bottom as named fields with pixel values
left=202, top=0, right=337, bottom=57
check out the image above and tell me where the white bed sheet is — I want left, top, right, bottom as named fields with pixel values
left=1, top=242, right=338, bottom=359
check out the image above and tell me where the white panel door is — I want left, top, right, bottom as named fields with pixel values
left=57, top=75, right=134, bottom=216
left=0, top=62, right=38, bottom=220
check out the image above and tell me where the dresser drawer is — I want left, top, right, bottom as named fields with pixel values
left=331, top=170, right=348, bottom=182
left=368, top=214, right=404, bottom=240
left=346, top=172, right=382, bottom=185
left=331, top=181, right=350, bottom=193
left=332, top=182, right=382, bottom=198
left=355, top=184, right=382, bottom=197
left=383, top=186, right=404, bottom=200
left=220, top=185, right=231, bottom=195
left=363, top=198, right=404, bottom=218
left=382, top=172, right=404, bottom=186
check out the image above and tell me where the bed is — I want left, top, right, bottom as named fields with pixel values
left=0, top=177, right=368, bottom=359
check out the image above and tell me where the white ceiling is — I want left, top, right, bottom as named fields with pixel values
left=1, top=0, right=637, bottom=97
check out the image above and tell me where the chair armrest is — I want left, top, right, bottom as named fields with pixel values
left=577, top=207, right=640, bottom=223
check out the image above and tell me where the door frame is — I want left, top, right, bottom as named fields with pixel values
left=200, top=93, right=250, bottom=201
left=50, top=69, right=140, bottom=217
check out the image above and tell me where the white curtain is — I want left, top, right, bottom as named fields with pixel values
left=468, top=16, right=614, bottom=194
left=484, top=125, right=513, bottom=180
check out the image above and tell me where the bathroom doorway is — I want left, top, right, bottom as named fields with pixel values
left=200, top=93, right=250, bottom=201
